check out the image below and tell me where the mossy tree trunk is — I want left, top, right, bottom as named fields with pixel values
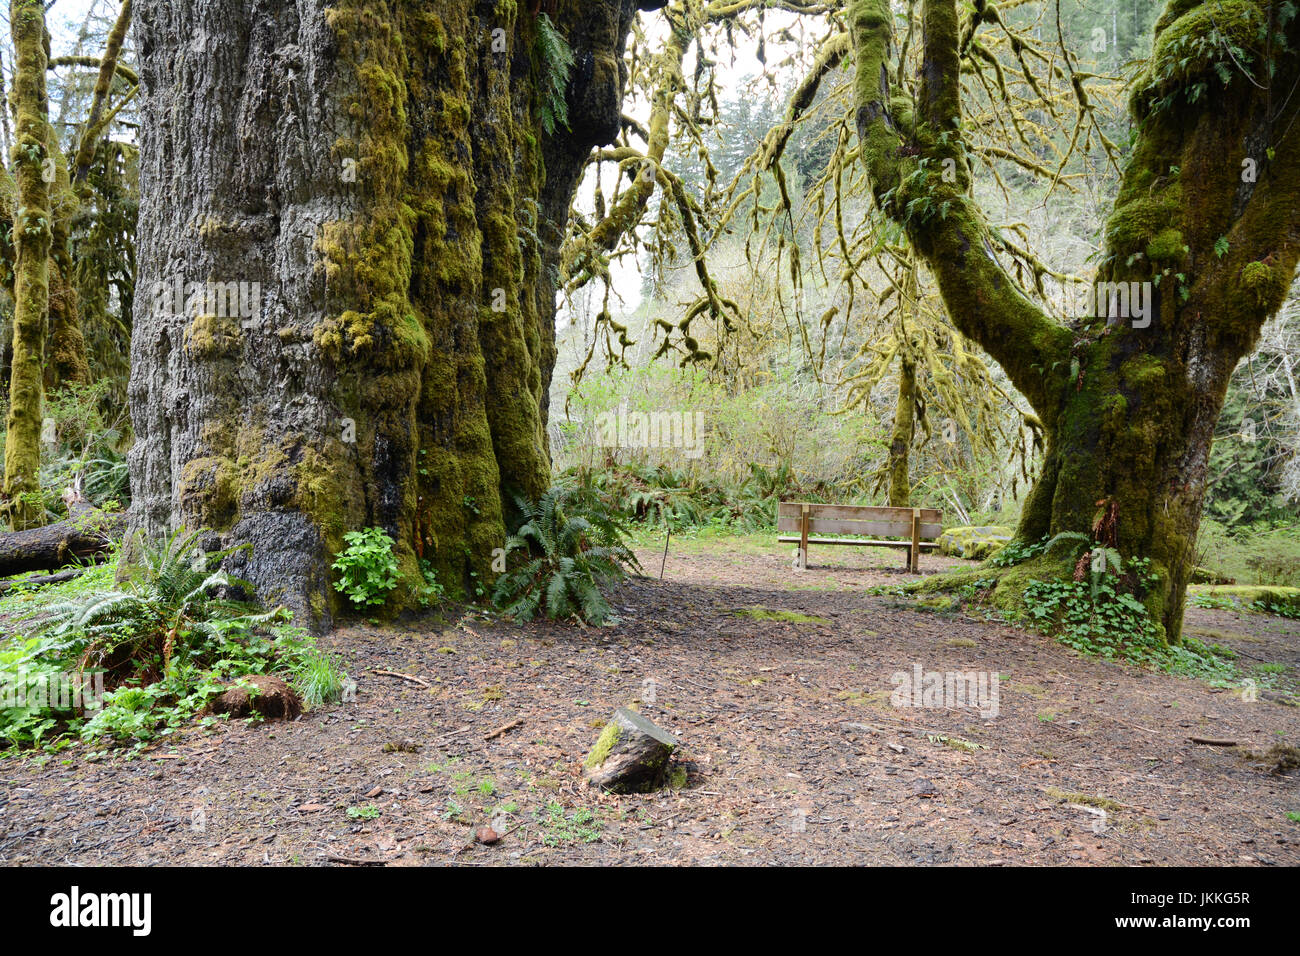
left=852, top=0, right=1300, bottom=642
left=47, top=155, right=91, bottom=392
left=129, top=0, right=653, bottom=626
left=2, top=0, right=54, bottom=531
left=44, top=0, right=134, bottom=394
left=886, top=349, right=915, bottom=508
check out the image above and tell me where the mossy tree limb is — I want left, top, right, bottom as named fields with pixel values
left=71, top=0, right=132, bottom=186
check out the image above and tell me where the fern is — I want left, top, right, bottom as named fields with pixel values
left=492, top=485, right=638, bottom=625
left=535, top=13, right=575, bottom=135
left=41, top=527, right=271, bottom=676
left=1044, top=531, right=1091, bottom=553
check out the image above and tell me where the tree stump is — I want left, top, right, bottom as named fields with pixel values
left=210, top=676, right=301, bottom=721
left=584, top=707, right=678, bottom=793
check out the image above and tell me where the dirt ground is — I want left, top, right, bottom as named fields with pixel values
left=2, top=534, right=1298, bottom=866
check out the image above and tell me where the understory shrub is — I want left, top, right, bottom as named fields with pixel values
left=0, top=530, right=347, bottom=752
left=493, top=485, right=640, bottom=625
left=332, top=527, right=400, bottom=607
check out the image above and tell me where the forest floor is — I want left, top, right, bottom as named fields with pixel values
left=2, top=533, right=1299, bottom=866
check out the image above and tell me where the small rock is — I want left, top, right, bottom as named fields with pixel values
left=911, top=777, right=940, bottom=798
left=476, top=827, right=500, bottom=845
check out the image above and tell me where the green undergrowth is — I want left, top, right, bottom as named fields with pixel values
left=1194, top=519, right=1300, bottom=589
left=558, top=461, right=807, bottom=535
left=886, top=534, right=1266, bottom=687
left=493, top=485, right=640, bottom=625
left=0, top=534, right=347, bottom=755
left=1189, top=585, right=1300, bottom=619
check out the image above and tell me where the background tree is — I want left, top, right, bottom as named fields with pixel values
left=2, top=0, right=53, bottom=530
left=850, top=0, right=1300, bottom=640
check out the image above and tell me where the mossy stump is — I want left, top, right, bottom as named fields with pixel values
left=584, top=707, right=678, bottom=794
left=936, top=526, right=1013, bottom=560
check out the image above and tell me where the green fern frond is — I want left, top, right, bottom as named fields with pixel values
left=535, top=13, right=575, bottom=135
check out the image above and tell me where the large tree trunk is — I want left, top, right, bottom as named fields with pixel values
left=129, top=0, right=652, bottom=627
left=852, top=0, right=1300, bottom=643
left=1013, top=331, right=1227, bottom=643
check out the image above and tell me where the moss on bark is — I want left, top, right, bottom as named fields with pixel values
left=887, top=350, right=915, bottom=507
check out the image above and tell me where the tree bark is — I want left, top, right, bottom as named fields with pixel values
left=851, top=0, right=1300, bottom=642
left=129, top=0, right=652, bottom=627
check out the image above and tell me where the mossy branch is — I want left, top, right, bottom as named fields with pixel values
left=72, top=0, right=133, bottom=186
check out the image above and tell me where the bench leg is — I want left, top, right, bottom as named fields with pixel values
left=909, top=510, right=921, bottom=573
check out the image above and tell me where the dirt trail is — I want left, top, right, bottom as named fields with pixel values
left=2, top=537, right=1297, bottom=866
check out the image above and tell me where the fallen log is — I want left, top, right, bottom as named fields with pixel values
left=0, top=510, right=123, bottom=577
left=0, top=567, right=88, bottom=596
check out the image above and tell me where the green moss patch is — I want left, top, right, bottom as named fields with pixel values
left=731, top=606, right=830, bottom=625
left=936, top=525, right=1013, bottom=560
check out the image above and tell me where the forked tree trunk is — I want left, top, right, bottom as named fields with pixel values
left=129, top=0, right=652, bottom=626
left=852, top=0, right=1300, bottom=643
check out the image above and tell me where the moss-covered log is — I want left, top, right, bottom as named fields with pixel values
left=852, top=0, right=1300, bottom=642
left=129, top=0, right=657, bottom=627
left=2, top=0, right=54, bottom=531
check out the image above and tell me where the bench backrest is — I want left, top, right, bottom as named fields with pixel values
left=777, top=501, right=943, bottom=539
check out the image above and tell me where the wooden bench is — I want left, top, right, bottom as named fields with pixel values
left=777, top=501, right=943, bottom=572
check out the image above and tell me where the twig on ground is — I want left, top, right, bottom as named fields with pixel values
left=373, top=669, right=432, bottom=688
